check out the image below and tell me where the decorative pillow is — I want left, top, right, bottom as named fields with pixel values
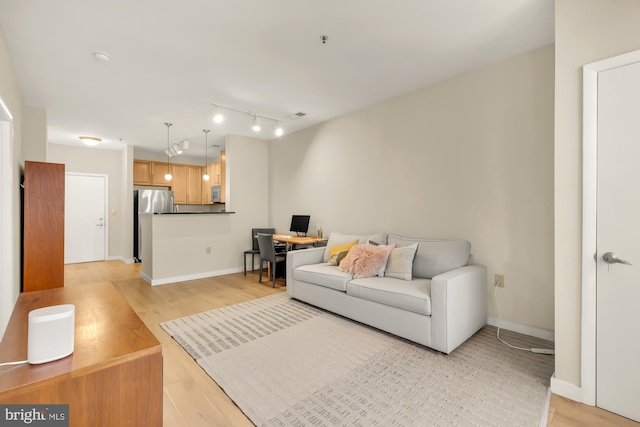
left=337, top=245, right=366, bottom=274
left=384, top=243, right=419, bottom=281
left=367, top=240, right=380, bottom=246
left=387, top=235, right=471, bottom=279
left=338, top=244, right=397, bottom=279
left=327, top=250, right=349, bottom=266
left=374, top=243, right=396, bottom=276
left=328, top=239, right=359, bottom=259
left=322, top=232, right=388, bottom=262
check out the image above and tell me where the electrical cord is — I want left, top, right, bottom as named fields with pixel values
left=494, top=283, right=555, bottom=355
left=0, top=360, right=28, bottom=367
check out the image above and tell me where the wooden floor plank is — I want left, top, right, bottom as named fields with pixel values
left=64, top=260, right=639, bottom=427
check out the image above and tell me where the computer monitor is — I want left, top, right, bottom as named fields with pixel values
left=290, top=215, right=310, bottom=236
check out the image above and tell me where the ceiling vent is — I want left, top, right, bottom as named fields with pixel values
left=287, top=112, right=307, bottom=120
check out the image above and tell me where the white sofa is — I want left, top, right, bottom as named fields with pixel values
left=286, top=232, right=487, bottom=354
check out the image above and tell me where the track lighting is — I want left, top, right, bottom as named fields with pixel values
left=274, top=122, right=284, bottom=137
left=212, top=106, right=224, bottom=124
left=252, top=115, right=261, bottom=132
left=210, top=103, right=284, bottom=137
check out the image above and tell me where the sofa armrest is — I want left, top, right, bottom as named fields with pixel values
left=286, top=247, right=325, bottom=291
left=430, top=264, right=487, bottom=354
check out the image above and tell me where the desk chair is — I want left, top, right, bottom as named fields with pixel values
left=257, top=233, right=286, bottom=288
left=244, top=228, right=276, bottom=275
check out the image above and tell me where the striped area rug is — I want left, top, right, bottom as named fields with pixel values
left=161, top=293, right=554, bottom=427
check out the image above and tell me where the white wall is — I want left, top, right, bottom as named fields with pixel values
left=270, top=45, right=555, bottom=332
left=48, top=143, right=128, bottom=261
left=144, top=134, right=269, bottom=281
left=554, top=0, right=640, bottom=389
left=0, top=25, right=23, bottom=339
left=21, top=105, right=46, bottom=162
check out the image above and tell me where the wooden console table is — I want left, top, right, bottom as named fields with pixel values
left=0, top=282, right=162, bottom=426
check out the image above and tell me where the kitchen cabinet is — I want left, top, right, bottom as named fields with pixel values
left=172, top=164, right=202, bottom=205
left=220, top=150, right=226, bottom=203
left=186, top=165, right=202, bottom=204
left=201, top=163, right=214, bottom=204
left=151, top=162, right=172, bottom=186
left=171, top=164, right=187, bottom=204
left=133, top=160, right=152, bottom=185
left=23, top=161, right=65, bottom=291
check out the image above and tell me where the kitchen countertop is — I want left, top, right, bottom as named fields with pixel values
left=153, top=211, right=235, bottom=215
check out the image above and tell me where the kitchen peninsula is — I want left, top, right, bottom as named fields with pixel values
left=139, top=211, right=236, bottom=285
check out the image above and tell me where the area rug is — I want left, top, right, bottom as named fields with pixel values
left=160, top=293, right=554, bottom=427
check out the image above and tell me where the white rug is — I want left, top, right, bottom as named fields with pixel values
left=161, top=293, right=554, bottom=427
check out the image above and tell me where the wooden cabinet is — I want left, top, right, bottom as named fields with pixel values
left=171, top=164, right=187, bottom=204
left=220, top=150, right=226, bottom=203
left=133, top=160, right=152, bottom=185
left=151, top=162, right=172, bottom=186
left=201, top=162, right=220, bottom=204
left=186, top=165, right=202, bottom=204
left=23, top=161, right=65, bottom=292
left=0, top=282, right=163, bottom=426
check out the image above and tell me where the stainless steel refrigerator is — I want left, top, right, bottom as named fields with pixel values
left=134, top=189, right=174, bottom=262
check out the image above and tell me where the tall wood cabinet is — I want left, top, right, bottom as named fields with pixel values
left=23, top=161, right=65, bottom=292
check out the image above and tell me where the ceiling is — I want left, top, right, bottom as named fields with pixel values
left=0, top=0, right=554, bottom=159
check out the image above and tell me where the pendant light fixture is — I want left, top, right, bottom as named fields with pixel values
left=164, top=122, right=173, bottom=181
left=202, top=129, right=210, bottom=181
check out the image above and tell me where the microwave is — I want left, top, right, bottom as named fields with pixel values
left=210, top=185, right=221, bottom=203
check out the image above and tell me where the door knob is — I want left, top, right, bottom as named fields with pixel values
left=96, top=223, right=104, bottom=227
left=603, top=252, right=632, bottom=265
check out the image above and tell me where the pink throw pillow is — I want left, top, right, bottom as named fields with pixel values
left=338, top=244, right=397, bottom=278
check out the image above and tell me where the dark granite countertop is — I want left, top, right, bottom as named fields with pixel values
left=152, top=211, right=235, bottom=215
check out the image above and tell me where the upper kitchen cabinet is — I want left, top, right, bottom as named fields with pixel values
left=23, top=161, right=65, bottom=291
left=171, top=164, right=187, bottom=204
left=186, top=165, right=202, bottom=204
left=220, top=150, right=226, bottom=203
left=151, top=162, right=172, bottom=186
left=133, top=160, right=152, bottom=185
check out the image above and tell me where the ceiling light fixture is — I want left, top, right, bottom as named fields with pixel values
left=93, top=51, right=110, bottom=62
left=210, top=103, right=285, bottom=137
left=273, top=122, right=284, bottom=137
left=203, top=129, right=210, bottom=181
left=212, top=105, right=224, bottom=124
left=164, top=123, right=173, bottom=181
left=79, top=136, right=102, bottom=146
left=252, top=115, right=261, bottom=132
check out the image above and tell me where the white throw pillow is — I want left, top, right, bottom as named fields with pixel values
left=384, top=243, right=418, bottom=281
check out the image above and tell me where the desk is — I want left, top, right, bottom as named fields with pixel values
left=0, top=282, right=163, bottom=426
left=273, top=234, right=328, bottom=252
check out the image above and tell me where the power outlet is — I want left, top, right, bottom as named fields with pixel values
left=205, top=246, right=211, bottom=254
left=495, top=274, right=505, bottom=288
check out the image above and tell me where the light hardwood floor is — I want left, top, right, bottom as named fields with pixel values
left=65, top=261, right=639, bottom=427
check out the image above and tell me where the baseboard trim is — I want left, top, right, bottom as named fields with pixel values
left=107, top=255, right=135, bottom=264
left=141, top=267, right=244, bottom=286
left=550, top=372, right=583, bottom=403
left=487, top=317, right=555, bottom=342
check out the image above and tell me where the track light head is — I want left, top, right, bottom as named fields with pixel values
left=213, top=107, right=224, bottom=124
left=274, top=123, right=284, bottom=137
left=252, top=115, right=261, bottom=132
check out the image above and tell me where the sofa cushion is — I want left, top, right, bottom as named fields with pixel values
left=293, top=263, right=353, bottom=291
left=322, top=232, right=388, bottom=262
left=346, top=277, right=432, bottom=316
left=388, top=235, right=471, bottom=279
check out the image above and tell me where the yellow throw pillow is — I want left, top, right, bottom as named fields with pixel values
left=329, top=239, right=359, bottom=259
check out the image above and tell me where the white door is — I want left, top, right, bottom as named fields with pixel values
left=65, top=173, right=107, bottom=264
left=596, top=60, right=640, bottom=422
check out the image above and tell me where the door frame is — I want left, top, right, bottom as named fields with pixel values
left=65, top=172, right=109, bottom=262
left=582, top=49, right=640, bottom=406
left=0, top=95, right=14, bottom=338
